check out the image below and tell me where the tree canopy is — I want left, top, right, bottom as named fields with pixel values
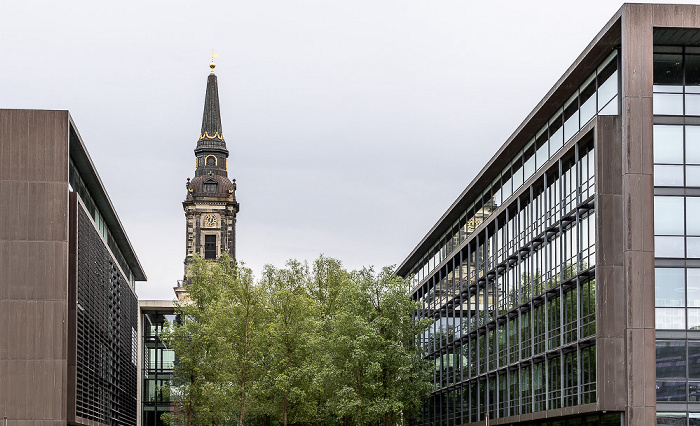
left=162, top=254, right=433, bottom=426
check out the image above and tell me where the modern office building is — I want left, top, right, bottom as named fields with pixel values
left=397, top=4, right=700, bottom=425
left=0, top=109, right=147, bottom=426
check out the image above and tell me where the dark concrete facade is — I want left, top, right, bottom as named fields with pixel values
left=0, top=109, right=146, bottom=426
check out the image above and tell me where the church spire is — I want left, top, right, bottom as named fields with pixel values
left=198, top=70, right=225, bottom=144
left=180, top=59, right=240, bottom=294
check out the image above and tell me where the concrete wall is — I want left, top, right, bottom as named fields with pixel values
left=0, top=109, right=70, bottom=425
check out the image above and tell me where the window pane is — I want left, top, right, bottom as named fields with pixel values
left=687, top=126, right=700, bottom=164
left=564, top=95, right=580, bottom=142
left=654, top=125, right=684, bottom=164
left=655, top=165, right=685, bottom=186
left=656, top=268, right=686, bottom=307
left=689, top=269, right=700, bottom=307
left=689, top=382, right=700, bottom=403
left=512, top=165, right=523, bottom=190
left=689, top=341, right=700, bottom=379
left=535, top=127, right=548, bottom=170
left=687, top=166, right=700, bottom=187
left=688, top=198, right=700, bottom=235
left=656, top=340, right=686, bottom=378
left=688, top=95, right=700, bottom=116
left=524, top=153, right=535, bottom=181
left=655, top=196, right=685, bottom=235
left=689, top=308, right=700, bottom=330
left=598, top=68, right=618, bottom=108
left=580, top=80, right=596, bottom=125
left=656, top=236, right=685, bottom=258
left=655, top=93, right=685, bottom=115
left=599, top=95, right=619, bottom=116
left=687, top=54, right=700, bottom=92
left=689, top=237, right=700, bottom=258
left=654, top=53, right=683, bottom=90
left=656, top=307, right=686, bottom=329
left=550, top=112, right=564, bottom=153
left=657, top=412, right=687, bottom=425
left=657, top=381, right=687, bottom=401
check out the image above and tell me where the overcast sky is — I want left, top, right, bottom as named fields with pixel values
left=1, top=0, right=695, bottom=299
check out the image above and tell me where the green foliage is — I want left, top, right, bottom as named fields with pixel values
left=162, top=254, right=265, bottom=426
left=162, top=254, right=433, bottom=426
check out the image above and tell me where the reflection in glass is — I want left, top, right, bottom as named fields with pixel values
left=654, top=196, right=685, bottom=235
left=655, top=165, right=684, bottom=186
left=654, top=125, right=684, bottom=164
left=657, top=412, right=688, bottom=425
left=657, top=381, right=687, bottom=401
left=688, top=54, right=700, bottom=91
left=656, top=340, right=686, bottom=378
left=688, top=308, right=700, bottom=330
left=656, top=268, right=685, bottom=307
left=655, top=93, right=685, bottom=115
left=656, top=307, right=686, bottom=329
left=690, top=382, right=700, bottom=402
left=689, top=341, right=700, bottom=379
left=654, top=53, right=683, bottom=89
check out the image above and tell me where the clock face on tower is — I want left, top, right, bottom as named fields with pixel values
left=203, top=214, right=218, bottom=228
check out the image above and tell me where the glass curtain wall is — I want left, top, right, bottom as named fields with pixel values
left=409, top=51, right=618, bottom=289
left=654, top=44, right=700, bottom=425
left=142, top=312, right=177, bottom=426
left=413, top=138, right=598, bottom=425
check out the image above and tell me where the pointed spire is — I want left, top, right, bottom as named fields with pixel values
left=198, top=70, right=225, bottom=143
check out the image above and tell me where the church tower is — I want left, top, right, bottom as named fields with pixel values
left=182, top=59, right=239, bottom=273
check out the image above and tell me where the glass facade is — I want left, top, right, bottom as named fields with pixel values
left=654, top=45, right=700, bottom=424
left=409, top=51, right=618, bottom=289
left=142, top=311, right=177, bottom=426
left=407, top=48, right=618, bottom=423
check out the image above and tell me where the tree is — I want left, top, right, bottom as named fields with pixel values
left=164, top=255, right=433, bottom=426
left=330, top=267, right=433, bottom=426
left=256, top=260, right=316, bottom=426
left=162, top=254, right=265, bottom=426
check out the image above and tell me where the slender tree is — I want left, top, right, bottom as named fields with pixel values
left=162, top=254, right=264, bottom=426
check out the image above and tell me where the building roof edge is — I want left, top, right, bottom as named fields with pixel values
left=68, top=114, right=147, bottom=281
left=396, top=5, right=626, bottom=277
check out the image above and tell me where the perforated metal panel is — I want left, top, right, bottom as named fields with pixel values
left=75, top=205, right=138, bottom=426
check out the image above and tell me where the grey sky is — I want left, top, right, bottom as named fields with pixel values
left=1, top=0, right=693, bottom=299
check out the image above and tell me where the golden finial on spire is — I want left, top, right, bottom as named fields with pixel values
left=210, top=50, right=219, bottom=74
